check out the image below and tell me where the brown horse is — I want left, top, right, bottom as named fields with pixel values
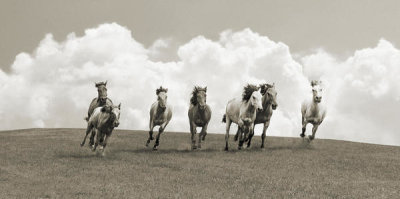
left=188, top=86, right=211, bottom=150
left=146, top=86, right=172, bottom=150
left=245, top=83, right=278, bottom=148
left=85, top=81, right=113, bottom=147
left=223, top=84, right=263, bottom=150
left=80, top=104, right=121, bottom=156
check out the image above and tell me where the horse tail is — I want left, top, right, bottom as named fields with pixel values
left=222, top=114, right=226, bottom=123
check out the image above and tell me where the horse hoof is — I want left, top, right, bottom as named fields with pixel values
left=150, top=136, right=154, bottom=140
left=308, top=135, right=314, bottom=141
left=80, top=143, right=84, bottom=147
left=261, top=145, right=264, bottom=149
left=224, top=147, right=228, bottom=151
left=300, top=133, right=305, bottom=138
left=153, top=146, right=158, bottom=150
left=192, top=146, right=197, bottom=150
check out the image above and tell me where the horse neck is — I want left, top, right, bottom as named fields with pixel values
left=244, top=100, right=256, bottom=113
left=262, top=94, right=271, bottom=109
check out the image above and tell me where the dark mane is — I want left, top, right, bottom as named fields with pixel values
left=156, top=86, right=168, bottom=95
left=95, top=81, right=107, bottom=88
left=311, top=80, right=321, bottom=87
left=190, top=86, right=207, bottom=105
left=260, top=83, right=274, bottom=95
left=242, top=84, right=259, bottom=102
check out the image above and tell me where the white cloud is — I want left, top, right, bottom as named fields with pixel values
left=1, top=23, right=399, bottom=146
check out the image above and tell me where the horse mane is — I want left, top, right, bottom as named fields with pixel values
left=95, top=81, right=107, bottom=88
left=260, top=83, right=274, bottom=95
left=156, top=86, right=168, bottom=95
left=242, top=84, right=259, bottom=102
left=311, top=80, right=321, bottom=87
left=190, top=86, right=207, bottom=105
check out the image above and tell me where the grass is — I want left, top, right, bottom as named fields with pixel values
left=1, top=128, right=400, bottom=198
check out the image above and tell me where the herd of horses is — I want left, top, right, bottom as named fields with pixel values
left=80, top=80, right=326, bottom=155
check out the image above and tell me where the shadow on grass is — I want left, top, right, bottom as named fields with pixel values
left=112, top=147, right=222, bottom=155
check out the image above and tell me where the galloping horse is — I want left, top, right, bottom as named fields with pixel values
left=188, top=86, right=211, bottom=150
left=245, top=83, right=278, bottom=148
left=301, top=80, right=327, bottom=141
left=81, top=103, right=121, bottom=156
left=146, top=86, right=172, bottom=150
left=85, top=81, right=113, bottom=147
left=223, top=84, right=263, bottom=150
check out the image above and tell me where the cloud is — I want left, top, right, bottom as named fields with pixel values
left=1, top=23, right=399, bottom=146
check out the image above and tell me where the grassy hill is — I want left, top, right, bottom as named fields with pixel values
left=1, top=128, right=399, bottom=198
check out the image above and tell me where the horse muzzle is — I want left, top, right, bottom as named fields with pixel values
left=114, top=121, right=120, bottom=127
left=315, top=96, right=322, bottom=103
left=272, top=104, right=277, bottom=110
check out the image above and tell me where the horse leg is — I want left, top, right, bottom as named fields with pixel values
left=234, top=128, right=239, bottom=142
left=191, top=122, right=197, bottom=150
left=89, top=128, right=96, bottom=147
left=238, top=126, right=245, bottom=150
left=146, top=123, right=155, bottom=147
left=247, top=128, right=255, bottom=148
left=198, top=127, right=202, bottom=149
left=261, top=120, right=270, bottom=148
left=153, top=124, right=165, bottom=150
left=93, top=129, right=100, bottom=151
left=309, top=124, right=319, bottom=141
left=101, top=133, right=111, bottom=156
left=201, top=124, right=208, bottom=141
left=225, top=119, right=232, bottom=151
left=80, top=124, right=92, bottom=147
left=301, top=117, right=307, bottom=138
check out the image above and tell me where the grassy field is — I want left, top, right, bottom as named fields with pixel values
left=1, top=128, right=400, bottom=198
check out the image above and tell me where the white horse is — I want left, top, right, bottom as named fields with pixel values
left=223, top=84, right=263, bottom=150
left=146, top=86, right=173, bottom=150
left=301, top=80, right=327, bottom=141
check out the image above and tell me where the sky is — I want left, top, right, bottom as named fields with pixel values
left=1, top=0, right=400, bottom=146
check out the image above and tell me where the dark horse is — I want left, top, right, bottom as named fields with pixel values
left=85, top=81, right=113, bottom=147
left=188, top=86, right=212, bottom=150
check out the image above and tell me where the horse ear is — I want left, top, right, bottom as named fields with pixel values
left=204, top=86, right=207, bottom=92
left=118, top=103, right=121, bottom=109
left=165, top=88, right=168, bottom=93
left=105, top=81, right=107, bottom=86
left=273, top=82, right=275, bottom=87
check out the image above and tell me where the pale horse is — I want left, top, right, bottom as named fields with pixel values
left=223, top=84, right=263, bottom=150
left=146, top=86, right=173, bottom=150
left=301, top=80, right=327, bottom=141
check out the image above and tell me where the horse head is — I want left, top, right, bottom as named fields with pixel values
left=260, top=83, right=278, bottom=110
left=311, top=80, right=323, bottom=103
left=101, top=103, right=121, bottom=127
left=95, top=81, right=108, bottom=104
left=156, top=86, right=168, bottom=109
left=243, top=84, right=263, bottom=111
left=191, top=86, right=207, bottom=110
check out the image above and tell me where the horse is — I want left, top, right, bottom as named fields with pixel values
left=301, top=80, right=327, bottom=141
left=80, top=103, right=121, bottom=156
left=146, top=86, right=173, bottom=150
left=245, top=83, right=278, bottom=148
left=84, top=81, right=113, bottom=147
left=223, top=84, right=263, bottom=151
left=188, top=86, right=211, bottom=150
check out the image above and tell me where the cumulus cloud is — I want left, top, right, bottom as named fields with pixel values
left=1, top=23, right=399, bottom=146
